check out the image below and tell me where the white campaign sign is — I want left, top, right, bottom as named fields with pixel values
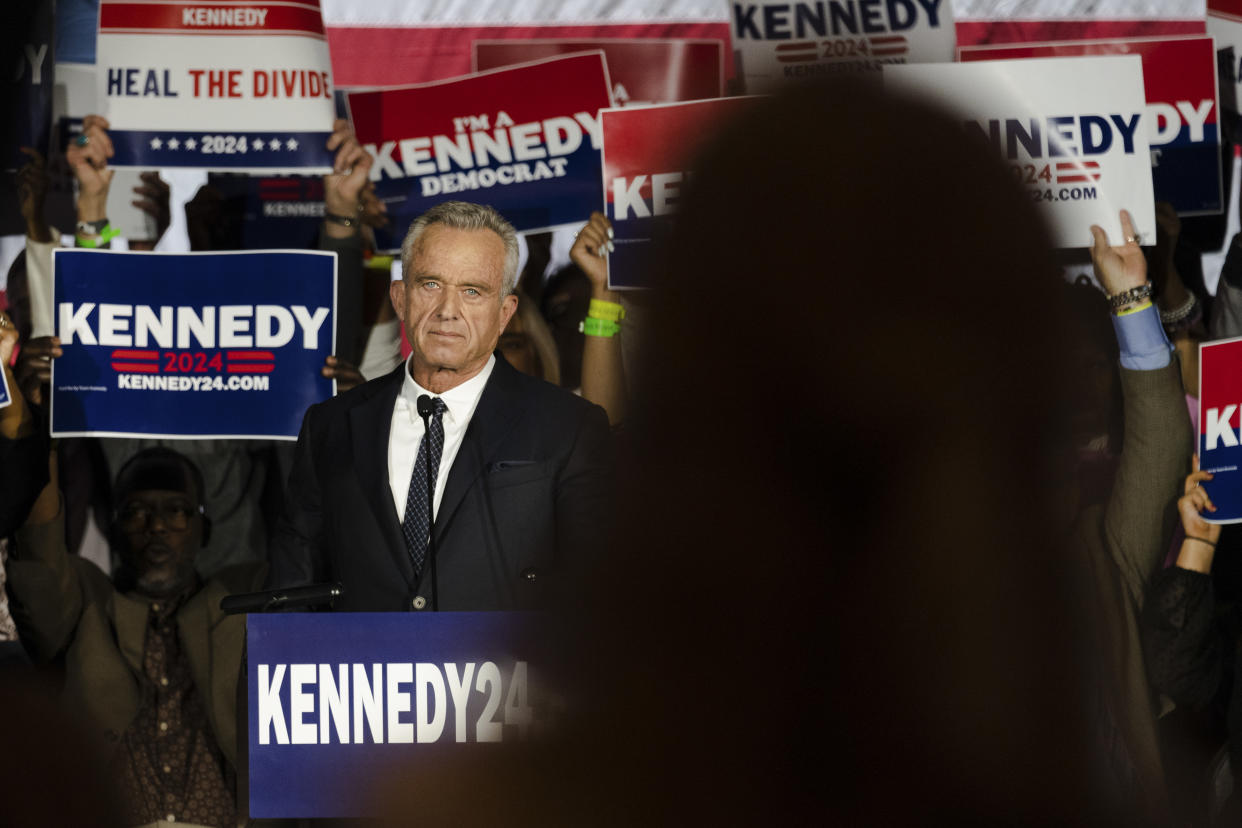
left=885, top=55, right=1156, bottom=248
left=95, top=0, right=336, bottom=172
left=730, top=0, right=956, bottom=94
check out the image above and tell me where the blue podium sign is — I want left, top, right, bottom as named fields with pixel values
left=246, top=612, right=555, bottom=818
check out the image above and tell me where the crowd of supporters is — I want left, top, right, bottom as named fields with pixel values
left=9, top=75, right=1242, bottom=825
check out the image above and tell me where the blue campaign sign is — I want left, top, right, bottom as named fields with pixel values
left=247, top=612, right=555, bottom=818
left=0, top=364, right=10, bottom=410
left=51, top=249, right=336, bottom=439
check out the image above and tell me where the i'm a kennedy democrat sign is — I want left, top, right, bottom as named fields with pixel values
left=884, top=55, right=1156, bottom=248
left=601, top=97, right=757, bottom=289
left=348, top=52, right=614, bottom=251
left=960, top=37, right=1222, bottom=217
left=96, top=0, right=335, bottom=171
left=51, top=249, right=335, bottom=440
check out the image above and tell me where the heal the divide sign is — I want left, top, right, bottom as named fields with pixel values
left=95, top=0, right=336, bottom=171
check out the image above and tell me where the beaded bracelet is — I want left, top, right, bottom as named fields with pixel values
left=1107, top=282, right=1153, bottom=312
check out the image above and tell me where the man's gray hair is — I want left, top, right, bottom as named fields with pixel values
left=400, top=201, right=520, bottom=296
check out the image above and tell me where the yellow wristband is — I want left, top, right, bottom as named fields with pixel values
left=1114, top=299, right=1153, bottom=317
left=587, top=298, right=625, bottom=322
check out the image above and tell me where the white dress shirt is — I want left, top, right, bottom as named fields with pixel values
left=388, top=354, right=495, bottom=524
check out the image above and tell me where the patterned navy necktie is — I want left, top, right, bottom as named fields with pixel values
left=401, top=397, right=447, bottom=579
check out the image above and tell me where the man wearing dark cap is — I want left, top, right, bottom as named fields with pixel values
left=7, top=446, right=266, bottom=828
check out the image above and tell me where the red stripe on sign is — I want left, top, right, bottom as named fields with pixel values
left=869, top=36, right=905, bottom=45
left=227, top=351, right=276, bottom=360
left=1058, top=175, right=1101, bottom=183
left=110, top=349, right=158, bottom=360
left=111, top=362, right=159, bottom=373
left=100, top=3, right=325, bottom=36
left=776, top=41, right=817, bottom=51
left=227, top=364, right=275, bottom=374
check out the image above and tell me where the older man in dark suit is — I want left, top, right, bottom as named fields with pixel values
left=268, top=201, right=612, bottom=612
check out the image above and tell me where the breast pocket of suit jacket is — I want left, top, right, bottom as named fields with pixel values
left=484, top=460, right=559, bottom=591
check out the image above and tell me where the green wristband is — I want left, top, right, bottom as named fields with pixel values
left=76, top=223, right=120, bottom=249
left=579, top=316, right=621, bottom=338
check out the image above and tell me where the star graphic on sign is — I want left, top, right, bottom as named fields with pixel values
left=167, top=137, right=180, bottom=150
left=286, top=138, right=299, bottom=150
left=149, top=137, right=163, bottom=150
left=269, top=138, right=281, bottom=151
left=184, top=137, right=197, bottom=150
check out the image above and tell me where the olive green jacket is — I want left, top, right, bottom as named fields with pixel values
left=7, top=507, right=266, bottom=769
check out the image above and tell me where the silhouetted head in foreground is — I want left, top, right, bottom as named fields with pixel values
left=376, top=80, right=1106, bottom=827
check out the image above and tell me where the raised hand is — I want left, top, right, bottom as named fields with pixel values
left=132, top=171, right=171, bottom=242
left=569, top=211, right=615, bottom=297
left=321, top=355, right=364, bottom=393
left=66, top=114, right=115, bottom=222
left=323, top=118, right=373, bottom=233
left=15, top=335, right=61, bottom=407
left=1089, top=209, right=1147, bottom=300
left=17, top=147, right=52, bottom=242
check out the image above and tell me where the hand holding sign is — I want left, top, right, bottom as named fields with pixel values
left=322, top=118, right=373, bottom=239
left=66, top=115, right=115, bottom=221
left=1090, top=209, right=1147, bottom=301
left=1177, top=458, right=1221, bottom=573
left=320, top=355, right=363, bottom=392
left=15, top=336, right=60, bottom=407
left=17, top=147, right=52, bottom=243
left=570, top=211, right=616, bottom=295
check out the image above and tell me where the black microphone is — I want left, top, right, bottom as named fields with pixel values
left=219, top=582, right=344, bottom=615
left=416, top=394, right=439, bottom=611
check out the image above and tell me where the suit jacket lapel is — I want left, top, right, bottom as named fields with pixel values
left=435, top=355, right=526, bottom=541
left=349, top=365, right=415, bottom=585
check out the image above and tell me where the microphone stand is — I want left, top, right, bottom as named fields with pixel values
left=416, top=395, right=439, bottom=611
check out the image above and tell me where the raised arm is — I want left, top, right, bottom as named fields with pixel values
left=1090, top=209, right=1192, bottom=606
left=1143, top=464, right=1226, bottom=708
left=570, top=212, right=627, bottom=425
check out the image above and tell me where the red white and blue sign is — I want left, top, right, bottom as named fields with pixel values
left=884, top=55, right=1155, bottom=248
left=472, top=38, right=725, bottom=106
left=347, top=52, right=614, bottom=252
left=729, top=0, right=956, bottom=93
left=0, top=365, right=10, bottom=411
left=960, top=36, right=1223, bottom=216
left=51, top=249, right=336, bottom=440
left=96, top=0, right=336, bottom=171
left=247, top=612, right=555, bottom=818
left=601, top=97, right=757, bottom=289
left=1200, top=337, right=1242, bottom=524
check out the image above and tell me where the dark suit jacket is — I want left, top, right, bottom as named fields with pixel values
left=268, top=353, right=613, bottom=611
